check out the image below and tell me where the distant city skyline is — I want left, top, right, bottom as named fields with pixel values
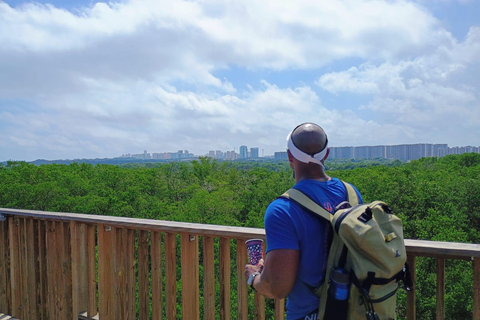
left=118, top=142, right=479, bottom=163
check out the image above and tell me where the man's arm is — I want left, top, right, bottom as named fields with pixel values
left=245, top=248, right=299, bottom=299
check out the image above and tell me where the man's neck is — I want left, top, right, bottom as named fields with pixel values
left=295, top=172, right=331, bottom=183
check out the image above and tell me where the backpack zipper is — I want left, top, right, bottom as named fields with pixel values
left=334, top=204, right=363, bottom=233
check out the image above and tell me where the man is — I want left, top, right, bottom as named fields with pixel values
left=245, top=122, right=362, bottom=320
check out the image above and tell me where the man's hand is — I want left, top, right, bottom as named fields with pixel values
left=245, top=258, right=264, bottom=280
left=244, top=250, right=299, bottom=299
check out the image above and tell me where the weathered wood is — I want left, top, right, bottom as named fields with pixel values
left=165, top=232, right=177, bottom=320
left=254, top=292, right=266, bottom=320
left=114, top=228, right=128, bottom=320
left=203, top=236, right=215, bottom=320
left=138, top=230, right=150, bottom=320
left=254, top=238, right=266, bottom=320
left=24, top=219, right=37, bottom=320
left=407, top=255, right=416, bottom=320
left=404, top=239, right=480, bottom=259
left=58, top=222, right=73, bottom=320
left=236, top=239, right=248, bottom=320
left=151, top=231, right=163, bottom=320
left=9, top=217, right=21, bottom=319
left=86, top=224, right=97, bottom=318
left=36, top=220, right=47, bottom=320
left=181, top=233, right=199, bottom=320
left=45, top=221, right=57, bottom=320
left=219, top=238, right=231, bottom=320
left=274, top=299, right=285, bottom=320
left=71, top=222, right=86, bottom=319
left=436, top=258, right=445, bottom=320
left=474, top=257, right=480, bottom=320
left=4, top=209, right=480, bottom=320
left=0, top=209, right=266, bottom=240
left=98, top=224, right=115, bottom=320
left=19, top=219, right=29, bottom=320
left=0, top=218, right=11, bottom=315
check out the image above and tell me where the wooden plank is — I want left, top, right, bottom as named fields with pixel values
left=181, top=233, right=199, bottom=320
left=9, top=217, right=21, bottom=319
left=219, top=238, right=231, bottom=320
left=236, top=239, right=248, bottom=320
left=57, top=221, right=73, bottom=320
left=274, top=299, right=285, bottom=320
left=45, top=220, right=57, bottom=320
left=404, top=239, right=480, bottom=259
left=254, top=290, right=265, bottom=320
left=19, top=218, right=28, bottom=320
left=165, top=233, right=177, bottom=320
left=0, top=218, right=10, bottom=314
left=474, top=257, right=480, bottom=320
left=138, top=230, right=150, bottom=320
left=25, top=218, right=38, bottom=319
left=98, top=224, right=115, bottom=320
left=87, top=224, right=97, bottom=318
left=151, top=231, right=163, bottom=320
left=436, top=258, right=445, bottom=320
left=37, top=220, right=47, bottom=320
left=114, top=228, right=124, bottom=320
left=126, top=229, right=136, bottom=320
left=407, top=255, right=416, bottom=320
left=5, top=207, right=480, bottom=257
left=115, top=227, right=135, bottom=320
left=203, top=236, right=215, bottom=320
left=0, top=208, right=267, bottom=240
left=71, top=222, right=83, bottom=319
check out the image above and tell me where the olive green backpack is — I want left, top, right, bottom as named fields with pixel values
left=281, top=182, right=411, bottom=320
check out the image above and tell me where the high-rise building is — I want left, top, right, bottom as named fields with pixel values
left=250, top=147, right=259, bottom=158
left=239, top=145, right=248, bottom=159
left=275, top=152, right=288, bottom=160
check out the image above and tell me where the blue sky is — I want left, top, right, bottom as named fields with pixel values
left=0, top=0, right=479, bottom=161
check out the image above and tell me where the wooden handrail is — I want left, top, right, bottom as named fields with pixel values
left=0, top=208, right=479, bottom=320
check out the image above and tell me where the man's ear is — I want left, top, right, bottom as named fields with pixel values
left=287, top=150, right=294, bottom=163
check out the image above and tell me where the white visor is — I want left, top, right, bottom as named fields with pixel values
left=286, top=130, right=328, bottom=166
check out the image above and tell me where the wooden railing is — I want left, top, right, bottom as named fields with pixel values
left=0, top=208, right=479, bottom=320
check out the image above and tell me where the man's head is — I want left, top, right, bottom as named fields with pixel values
left=286, top=122, right=329, bottom=167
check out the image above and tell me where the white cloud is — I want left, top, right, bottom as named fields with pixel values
left=0, top=0, right=479, bottom=161
left=316, top=25, right=480, bottom=145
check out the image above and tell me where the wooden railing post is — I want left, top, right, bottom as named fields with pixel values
left=138, top=230, right=150, bottom=320
left=204, top=236, right=216, bottom=320
left=165, top=232, right=177, bottom=320
left=274, top=299, right=285, bottom=320
left=0, top=218, right=11, bottom=315
left=407, top=254, right=416, bottom=320
left=236, top=239, right=248, bottom=320
left=181, top=233, right=200, bottom=320
left=9, top=217, right=21, bottom=319
left=151, top=231, right=163, bottom=320
left=37, top=220, right=47, bottom=320
left=436, top=258, right=445, bottom=320
left=474, top=257, right=480, bottom=320
left=219, top=237, right=231, bottom=320
left=98, top=224, right=115, bottom=320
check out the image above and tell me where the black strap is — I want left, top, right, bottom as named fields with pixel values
left=351, top=269, right=404, bottom=292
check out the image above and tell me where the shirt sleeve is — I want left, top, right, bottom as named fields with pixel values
left=264, top=199, right=300, bottom=253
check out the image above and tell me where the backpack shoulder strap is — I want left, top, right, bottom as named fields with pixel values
left=280, top=188, right=332, bottom=222
left=342, top=181, right=360, bottom=206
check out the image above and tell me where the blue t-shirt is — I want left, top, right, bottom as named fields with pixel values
left=264, top=178, right=362, bottom=320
